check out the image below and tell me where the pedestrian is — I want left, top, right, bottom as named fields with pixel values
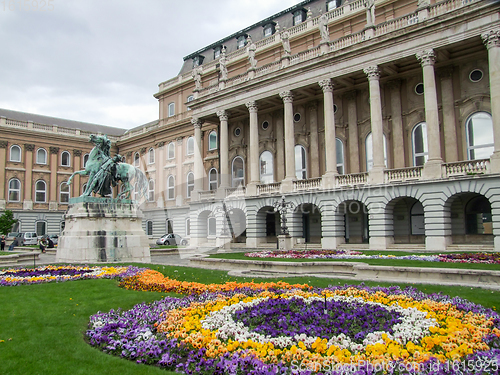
left=8, top=237, right=18, bottom=251
left=47, top=237, right=54, bottom=249
left=0, top=235, right=5, bottom=251
left=39, top=237, right=46, bottom=253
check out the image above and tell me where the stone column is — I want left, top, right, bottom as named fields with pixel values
left=0, top=141, right=7, bottom=209
left=482, top=29, right=500, bottom=172
left=279, top=91, right=296, bottom=191
left=73, top=149, right=82, bottom=197
left=308, top=102, right=320, bottom=178
left=363, top=66, right=385, bottom=183
left=387, top=80, right=405, bottom=168
left=416, top=49, right=443, bottom=178
left=217, top=110, right=230, bottom=188
left=345, top=91, right=360, bottom=173
left=246, top=101, right=259, bottom=195
left=49, top=146, right=59, bottom=211
left=275, top=112, right=285, bottom=182
left=23, top=144, right=35, bottom=210
left=439, top=68, right=458, bottom=162
left=367, top=199, right=394, bottom=250
left=319, top=79, right=337, bottom=186
left=321, top=209, right=346, bottom=249
left=191, top=118, right=204, bottom=201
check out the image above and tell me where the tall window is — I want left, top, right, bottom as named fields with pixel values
left=36, top=221, right=47, bottom=236
left=167, top=142, right=175, bottom=159
left=466, top=112, right=494, bottom=160
left=8, top=178, right=21, bottom=201
left=35, top=180, right=47, bottom=203
left=166, top=219, right=174, bottom=234
left=168, top=102, right=175, bottom=117
left=336, top=138, right=345, bottom=174
left=208, top=217, right=217, bottom=236
left=134, top=152, right=140, bottom=167
left=83, top=154, right=89, bottom=167
left=36, top=148, right=47, bottom=164
left=187, top=172, right=194, bottom=198
left=146, top=220, right=153, bottom=236
left=148, top=179, right=155, bottom=202
left=412, top=122, right=428, bottom=166
left=260, top=151, right=274, bottom=184
left=293, top=9, right=306, bottom=25
left=186, top=137, right=194, bottom=156
left=232, top=156, right=245, bottom=187
left=60, top=182, right=70, bottom=203
left=185, top=218, right=191, bottom=236
left=209, top=168, right=218, bottom=190
left=187, top=95, right=194, bottom=111
left=167, top=175, right=175, bottom=200
left=10, top=145, right=21, bottom=162
left=61, top=151, right=71, bottom=167
left=365, top=132, right=388, bottom=171
left=208, top=131, right=217, bottom=151
left=295, top=145, right=307, bottom=180
left=148, top=148, right=155, bottom=164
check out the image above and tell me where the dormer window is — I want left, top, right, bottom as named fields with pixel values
left=237, top=35, right=247, bottom=49
left=263, top=23, right=276, bottom=37
left=192, top=55, right=205, bottom=68
left=293, top=9, right=306, bottom=25
left=214, top=46, right=222, bottom=59
left=327, top=0, right=340, bottom=11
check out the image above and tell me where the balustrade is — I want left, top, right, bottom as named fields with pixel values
left=444, top=159, right=490, bottom=177
left=385, top=166, right=423, bottom=182
left=293, top=178, right=322, bottom=191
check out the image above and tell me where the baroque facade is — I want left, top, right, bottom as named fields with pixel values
left=1, top=0, right=500, bottom=251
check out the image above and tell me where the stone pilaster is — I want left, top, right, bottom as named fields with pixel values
left=438, top=67, right=458, bottom=162
left=245, top=102, right=259, bottom=193
left=49, top=147, right=59, bottom=210
left=217, top=110, right=230, bottom=188
left=0, top=141, right=6, bottom=204
left=279, top=91, right=295, bottom=191
left=319, top=79, right=338, bottom=186
left=345, top=91, right=360, bottom=174
left=387, top=80, right=405, bottom=168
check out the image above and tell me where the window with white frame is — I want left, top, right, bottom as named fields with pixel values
left=336, top=138, right=345, bottom=174
left=293, top=9, right=306, bottom=25
left=167, top=175, right=175, bottom=200
left=259, top=151, right=274, bottom=184
left=187, top=172, right=194, bottom=198
left=133, top=182, right=139, bottom=201
left=60, top=182, right=70, bottom=203
left=167, top=142, right=175, bottom=159
left=209, top=168, right=218, bottom=191
left=237, top=35, right=247, bottom=49
left=35, top=180, right=47, bottom=203
left=295, top=145, right=307, bottom=180
left=148, top=179, right=155, bottom=202
left=208, top=131, right=217, bottom=151
left=263, top=23, right=275, bottom=37
left=365, top=132, right=388, bottom=171
left=412, top=122, right=428, bottom=166
left=8, top=178, right=21, bottom=202
left=185, top=218, right=191, bottom=236
left=83, top=154, right=89, bottom=167
left=208, top=217, right=216, bottom=236
left=36, top=148, right=47, bottom=164
left=10, top=145, right=21, bottom=162
left=466, top=112, right=494, bottom=160
left=327, top=0, right=339, bottom=11
left=186, top=137, right=195, bottom=156
left=134, top=152, right=140, bottom=167
left=187, top=95, right=194, bottom=111
left=168, top=102, right=175, bottom=117
left=146, top=220, right=153, bottom=236
left=61, top=151, right=71, bottom=167
left=148, top=148, right=155, bottom=164
left=232, top=156, right=245, bottom=187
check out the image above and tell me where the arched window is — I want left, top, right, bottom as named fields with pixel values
left=146, top=220, right=153, bottom=236
left=83, top=154, right=89, bottom=167
left=410, top=201, right=425, bottom=235
left=295, top=145, right=307, bottom=180
left=167, top=142, right=175, bottom=159
left=60, top=182, right=70, bottom=203
left=185, top=218, right=191, bottom=236
left=35, top=180, right=47, bottom=203
left=208, top=217, right=217, bottom=236
left=232, top=156, right=245, bottom=187
left=61, top=151, right=71, bottom=167
left=208, top=131, right=217, bottom=151
left=167, top=175, right=175, bottom=200
left=186, top=137, right=195, bottom=156
left=336, top=138, right=345, bottom=174
left=10, top=145, right=21, bottom=162
left=36, top=148, right=47, bottom=164
left=134, top=152, right=140, bottom=167
left=148, top=148, right=155, bottom=164
left=412, top=122, right=428, bottom=166
left=209, top=168, right=218, bottom=190
left=187, top=95, right=194, bottom=111
left=365, top=132, right=387, bottom=171
left=466, top=112, right=494, bottom=160
left=168, top=102, right=175, bottom=117
left=259, top=151, right=274, bottom=184
left=8, top=178, right=21, bottom=202
left=187, top=172, right=194, bottom=198
left=148, top=179, right=155, bottom=202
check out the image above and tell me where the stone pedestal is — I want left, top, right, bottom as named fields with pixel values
left=57, top=197, right=150, bottom=263
left=216, top=234, right=232, bottom=252
left=278, top=234, right=293, bottom=251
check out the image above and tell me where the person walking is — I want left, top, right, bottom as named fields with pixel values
left=0, top=235, right=5, bottom=251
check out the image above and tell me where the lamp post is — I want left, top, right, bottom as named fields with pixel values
left=214, top=202, right=234, bottom=250
left=273, top=196, right=295, bottom=250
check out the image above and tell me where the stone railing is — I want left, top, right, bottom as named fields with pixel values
left=444, top=159, right=489, bottom=177
left=329, top=31, right=365, bottom=52
left=293, top=177, right=322, bottom=191
left=225, top=186, right=246, bottom=198
left=375, top=13, right=419, bottom=36
left=257, top=182, right=281, bottom=195
left=336, top=172, right=368, bottom=186
left=385, top=166, right=423, bottom=182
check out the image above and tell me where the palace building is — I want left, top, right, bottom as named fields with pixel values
left=1, top=0, right=500, bottom=251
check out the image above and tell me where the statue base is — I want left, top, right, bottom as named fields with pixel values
left=278, top=234, right=293, bottom=251
left=56, top=198, right=150, bottom=263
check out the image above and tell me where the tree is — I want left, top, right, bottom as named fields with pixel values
left=0, top=210, right=18, bottom=235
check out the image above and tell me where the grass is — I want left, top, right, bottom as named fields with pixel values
left=1, top=263, right=499, bottom=374
left=208, top=252, right=500, bottom=271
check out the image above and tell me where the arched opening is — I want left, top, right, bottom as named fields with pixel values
left=293, top=203, right=322, bottom=245
left=388, top=197, right=425, bottom=244
left=257, top=206, right=280, bottom=244
left=337, top=200, right=369, bottom=244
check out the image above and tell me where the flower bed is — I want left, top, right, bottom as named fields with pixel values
left=87, top=270, right=500, bottom=374
left=245, top=250, right=500, bottom=264
left=0, top=265, right=144, bottom=286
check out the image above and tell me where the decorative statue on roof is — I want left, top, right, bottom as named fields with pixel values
left=247, top=36, right=257, bottom=69
left=67, top=134, right=148, bottom=200
left=281, top=28, right=291, bottom=56
left=219, top=46, right=228, bottom=81
left=364, top=0, right=376, bottom=26
left=319, top=13, right=330, bottom=43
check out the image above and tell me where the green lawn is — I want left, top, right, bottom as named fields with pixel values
left=0, top=263, right=499, bottom=375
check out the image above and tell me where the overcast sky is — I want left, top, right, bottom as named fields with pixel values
left=0, top=0, right=300, bottom=129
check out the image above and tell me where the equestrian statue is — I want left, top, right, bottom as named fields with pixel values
left=67, top=134, right=148, bottom=200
